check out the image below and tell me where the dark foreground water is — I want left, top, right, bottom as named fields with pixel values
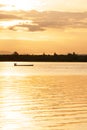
left=0, top=62, right=87, bottom=130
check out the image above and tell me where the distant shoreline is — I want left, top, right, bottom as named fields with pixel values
left=0, top=53, right=87, bottom=62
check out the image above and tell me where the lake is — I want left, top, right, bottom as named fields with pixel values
left=0, top=62, right=87, bottom=130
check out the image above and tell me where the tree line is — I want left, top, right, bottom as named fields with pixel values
left=0, top=52, right=87, bottom=62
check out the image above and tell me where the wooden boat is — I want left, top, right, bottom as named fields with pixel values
left=14, top=63, right=34, bottom=66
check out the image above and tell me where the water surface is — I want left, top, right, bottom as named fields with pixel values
left=0, top=62, right=87, bottom=130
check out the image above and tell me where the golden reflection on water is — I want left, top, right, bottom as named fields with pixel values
left=0, top=75, right=87, bottom=130
left=1, top=77, right=37, bottom=130
left=2, top=67, right=25, bottom=76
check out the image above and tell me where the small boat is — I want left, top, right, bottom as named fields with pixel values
left=14, top=63, right=34, bottom=66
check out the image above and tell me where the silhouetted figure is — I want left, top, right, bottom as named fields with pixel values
left=14, top=63, right=17, bottom=66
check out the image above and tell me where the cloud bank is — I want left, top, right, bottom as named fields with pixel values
left=0, top=10, right=87, bottom=32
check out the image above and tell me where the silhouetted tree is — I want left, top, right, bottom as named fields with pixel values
left=54, top=52, right=58, bottom=56
left=13, top=51, right=19, bottom=55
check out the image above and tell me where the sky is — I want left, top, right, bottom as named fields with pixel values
left=0, top=0, right=87, bottom=54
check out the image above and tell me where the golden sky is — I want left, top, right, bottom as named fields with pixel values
left=0, top=0, right=87, bottom=54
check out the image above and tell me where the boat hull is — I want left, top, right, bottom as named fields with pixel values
left=14, top=63, right=33, bottom=66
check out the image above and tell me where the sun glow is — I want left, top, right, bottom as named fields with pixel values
left=14, top=0, right=42, bottom=11
left=0, top=20, right=32, bottom=29
left=0, top=20, right=20, bottom=28
left=0, top=0, right=44, bottom=11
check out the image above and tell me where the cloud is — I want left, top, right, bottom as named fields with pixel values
left=29, top=11, right=87, bottom=29
left=9, top=24, right=45, bottom=32
left=0, top=4, right=4, bottom=7
left=0, top=10, right=87, bottom=32
left=11, top=10, right=87, bottom=30
left=0, top=13, right=22, bottom=20
left=0, top=4, right=7, bottom=7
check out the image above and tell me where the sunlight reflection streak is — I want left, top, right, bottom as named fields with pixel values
left=1, top=80, right=35, bottom=130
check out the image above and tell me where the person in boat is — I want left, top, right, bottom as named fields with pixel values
left=14, top=63, right=17, bottom=66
